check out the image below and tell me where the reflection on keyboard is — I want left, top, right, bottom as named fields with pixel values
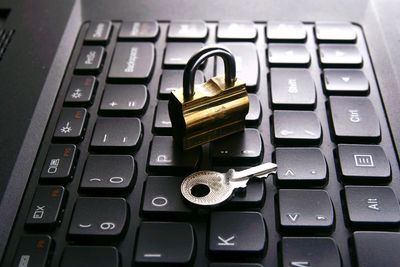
left=5, top=20, right=400, bottom=267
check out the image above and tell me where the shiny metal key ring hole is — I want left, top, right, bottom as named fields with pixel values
left=182, top=46, right=237, bottom=100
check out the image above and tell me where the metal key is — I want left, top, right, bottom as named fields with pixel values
left=181, top=162, right=277, bottom=206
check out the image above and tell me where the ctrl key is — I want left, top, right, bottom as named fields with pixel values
left=12, top=235, right=52, bottom=267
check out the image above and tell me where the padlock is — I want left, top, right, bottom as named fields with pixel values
left=168, top=46, right=249, bottom=150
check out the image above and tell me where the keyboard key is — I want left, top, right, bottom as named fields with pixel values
left=61, top=246, right=119, bottom=267
left=344, top=186, right=400, bottom=227
left=329, top=96, right=381, bottom=142
left=26, top=186, right=65, bottom=228
left=275, top=148, right=327, bottom=187
left=84, top=20, right=112, bottom=44
left=273, top=110, right=321, bottom=145
left=40, top=144, right=77, bottom=183
left=118, top=21, right=159, bottom=40
left=153, top=101, right=172, bottom=134
left=68, top=197, right=127, bottom=239
left=142, top=176, right=191, bottom=217
left=99, top=84, right=148, bottom=115
left=278, top=189, right=334, bottom=232
left=210, top=128, right=263, bottom=165
left=266, top=21, right=307, bottom=42
left=227, top=178, right=265, bottom=208
left=319, top=44, right=363, bottom=67
left=209, top=212, right=266, bottom=257
left=353, top=232, right=400, bottom=267
left=210, top=264, right=263, bottom=267
left=315, top=22, right=357, bottom=43
left=12, top=235, right=51, bottom=267
left=80, top=155, right=135, bottom=193
left=281, top=237, right=341, bottom=267
left=245, top=94, right=262, bottom=126
left=135, top=222, right=195, bottom=265
left=168, top=20, right=208, bottom=41
left=270, top=68, right=316, bottom=109
left=163, top=42, right=204, bottom=68
left=267, top=44, right=310, bottom=67
left=53, top=108, right=87, bottom=141
left=64, top=76, right=96, bottom=106
left=323, top=69, right=369, bottom=95
left=75, top=46, right=105, bottom=74
left=217, top=21, right=257, bottom=41
left=216, top=43, right=259, bottom=91
left=337, top=144, right=391, bottom=183
left=147, top=136, right=201, bottom=174
left=108, top=42, right=155, bottom=82
left=90, top=118, right=142, bottom=152
left=158, top=69, right=204, bottom=99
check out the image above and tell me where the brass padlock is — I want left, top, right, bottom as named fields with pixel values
left=168, top=46, right=249, bottom=150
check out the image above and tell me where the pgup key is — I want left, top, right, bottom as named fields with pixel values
left=181, top=162, right=277, bottom=206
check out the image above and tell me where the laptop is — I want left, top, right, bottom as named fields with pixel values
left=1, top=0, right=400, bottom=266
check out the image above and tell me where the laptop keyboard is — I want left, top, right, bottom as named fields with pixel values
left=3, top=21, right=400, bottom=267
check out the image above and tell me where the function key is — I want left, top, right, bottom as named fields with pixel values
left=158, top=69, right=204, bottom=99
left=61, top=246, right=119, bottom=267
left=217, top=21, right=257, bottom=41
left=84, top=20, right=112, bottom=44
left=40, top=144, right=77, bottom=183
left=53, top=108, right=88, bottom=142
left=319, top=44, right=363, bottom=67
left=163, top=43, right=204, bottom=68
left=323, top=69, right=369, bottom=95
left=64, top=76, right=96, bottom=106
left=245, top=94, right=262, bottom=127
left=266, top=21, right=307, bottom=42
left=119, top=21, right=159, bottom=40
left=153, top=101, right=172, bottom=135
left=12, top=235, right=52, bottom=267
left=315, top=22, right=357, bottom=43
left=108, top=42, right=155, bottom=82
left=75, top=46, right=105, bottom=74
left=267, top=44, right=310, bottom=67
left=168, top=20, right=208, bottom=41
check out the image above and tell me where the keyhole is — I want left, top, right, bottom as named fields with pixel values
left=191, top=183, right=211, bottom=197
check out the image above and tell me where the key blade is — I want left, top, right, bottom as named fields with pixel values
left=231, top=162, right=278, bottom=181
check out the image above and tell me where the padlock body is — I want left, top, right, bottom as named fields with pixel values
left=169, top=76, right=249, bottom=150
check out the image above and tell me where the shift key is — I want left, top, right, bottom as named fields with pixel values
left=108, top=42, right=155, bottom=82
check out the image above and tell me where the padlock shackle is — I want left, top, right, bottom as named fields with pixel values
left=183, top=46, right=236, bottom=100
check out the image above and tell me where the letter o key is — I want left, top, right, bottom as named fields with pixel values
left=151, top=196, right=168, bottom=207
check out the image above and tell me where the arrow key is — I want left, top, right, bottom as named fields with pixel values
left=323, top=69, right=369, bottom=95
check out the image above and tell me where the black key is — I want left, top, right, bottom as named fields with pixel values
left=168, top=20, right=208, bottom=41
left=315, top=22, right=357, bottom=43
left=353, top=231, right=400, bottom=267
left=216, top=43, right=259, bottom=91
left=319, top=44, right=363, bottom=67
left=337, top=144, right=391, bottom=184
left=210, top=128, right=263, bottom=166
left=275, top=148, right=327, bottom=187
left=147, top=136, right=201, bottom=174
left=209, top=212, right=266, bottom=257
left=344, top=186, right=400, bottom=227
left=53, top=108, right=87, bottom=141
left=135, top=222, right=195, bottom=265
left=210, top=264, right=263, bottom=267
left=90, top=118, right=142, bottom=152
left=267, top=44, right=310, bottom=67
left=217, top=21, right=257, bottom=41
left=61, top=246, right=118, bottom=267
left=119, top=21, right=159, bottom=40
left=80, top=155, right=135, bottom=192
left=141, top=176, right=191, bottom=217
left=323, top=69, right=369, bottom=95
left=281, top=237, right=341, bottom=267
left=99, top=84, right=148, bottom=115
left=12, top=235, right=51, bottom=267
left=75, top=46, right=105, bottom=74
left=273, top=111, right=321, bottom=145
left=266, top=21, right=307, bottom=42
left=163, top=42, right=204, bottom=68
left=40, top=144, right=77, bottom=183
left=84, top=20, right=112, bottom=44
left=270, top=68, right=316, bottom=109
left=64, top=76, right=96, bottom=106
left=153, top=101, right=172, bottom=134
left=278, top=189, right=334, bottom=232
left=228, top=179, right=265, bottom=208
left=68, top=197, right=127, bottom=239
left=108, top=42, right=155, bottom=82
left=245, top=94, right=262, bottom=126
left=159, top=69, right=204, bottom=99
left=329, top=96, right=381, bottom=142
left=26, top=186, right=65, bottom=228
